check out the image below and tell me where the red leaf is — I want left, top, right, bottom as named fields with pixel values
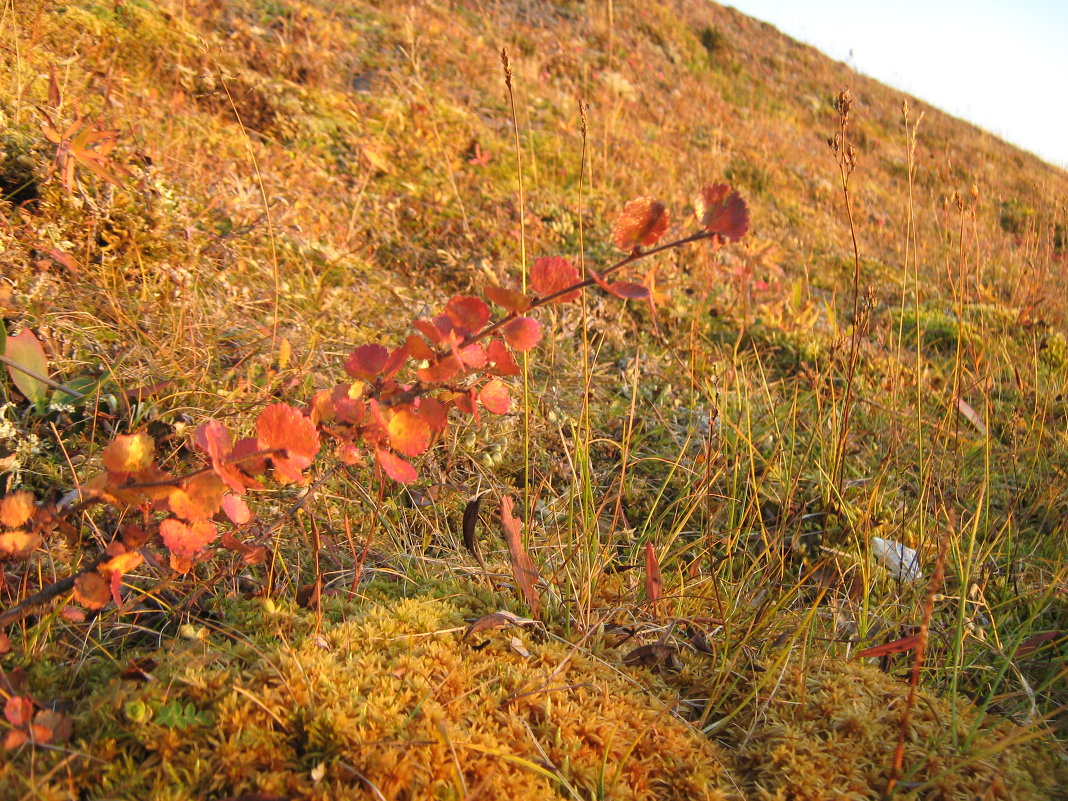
left=446, top=296, right=491, bottom=333
left=856, top=635, right=921, bottom=659
left=503, top=316, right=542, bottom=351
left=488, top=339, right=521, bottom=375
left=256, top=404, right=320, bottom=484
left=159, top=518, right=217, bottom=560
left=413, top=319, right=445, bottom=345
left=613, top=197, right=669, bottom=251
left=694, top=183, right=749, bottom=242
left=607, top=281, right=650, bottom=300
left=644, top=542, right=662, bottom=608
left=479, top=379, right=511, bottom=414
left=222, top=494, right=253, bottom=525
left=376, top=449, right=417, bottom=484
left=195, top=421, right=248, bottom=495
left=459, top=343, right=488, bottom=369
left=380, top=344, right=410, bottom=380
left=4, top=696, right=33, bottom=728
left=530, top=257, right=581, bottom=302
left=344, top=344, right=390, bottom=380
left=387, top=408, right=432, bottom=457
left=484, top=286, right=531, bottom=313
left=500, top=495, right=539, bottom=617
left=417, top=397, right=449, bottom=433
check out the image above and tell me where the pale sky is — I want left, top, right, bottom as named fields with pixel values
left=726, top=1, right=1068, bottom=169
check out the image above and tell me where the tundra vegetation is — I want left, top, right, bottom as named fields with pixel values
left=0, top=1, right=1066, bottom=799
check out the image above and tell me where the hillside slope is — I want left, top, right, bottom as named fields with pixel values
left=1, top=1, right=1066, bottom=798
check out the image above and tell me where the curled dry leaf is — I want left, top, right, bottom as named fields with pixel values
left=73, top=571, right=110, bottom=610
left=462, top=610, right=538, bottom=642
left=694, top=183, right=749, bottom=242
left=461, top=496, right=487, bottom=570
left=613, top=197, right=669, bottom=251
left=500, top=495, right=540, bottom=617
left=622, top=643, right=681, bottom=670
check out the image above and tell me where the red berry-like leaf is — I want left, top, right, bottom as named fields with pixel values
left=446, top=296, right=491, bottom=333
left=484, top=285, right=531, bottom=313
left=531, top=257, right=581, bottom=302
left=376, top=448, right=417, bottom=484
left=387, top=408, right=431, bottom=457
left=694, top=183, right=749, bottom=242
left=488, top=338, right=521, bottom=376
left=480, top=379, right=511, bottom=414
left=256, top=403, right=320, bottom=484
left=102, top=432, right=155, bottom=474
left=503, top=316, right=541, bottom=351
left=344, top=344, right=390, bottom=380
left=613, top=197, right=669, bottom=251
left=160, top=518, right=217, bottom=561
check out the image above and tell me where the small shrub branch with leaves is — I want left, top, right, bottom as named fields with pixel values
left=0, top=182, right=748, bottom=643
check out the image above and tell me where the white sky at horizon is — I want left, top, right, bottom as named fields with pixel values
left=725, top=1, right=1068, bottom=169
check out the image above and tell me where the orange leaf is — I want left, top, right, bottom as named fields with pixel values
left=0, top=491, right=35, bottom=529
left=387, top=408, right=432, bottom=457
left=73, top=571, right=110, bottom=610
left=500, top=495, right=540, bottom=617
left=488, top=338, right=521, bottom=375
left=195, top=421, right=247, bottom=495
left=484, top=286, right=531, bottom=313
left=159, top=518, right=217, bottom=561
left=613, top=197, right=669, bottom=251
left=168, top=473, right=225, bottom=521
left=256, top=403, right=320, bottom=484
left=102, top=432, right=155, bottom=474
left=4, top=696, right=34, bottom=727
